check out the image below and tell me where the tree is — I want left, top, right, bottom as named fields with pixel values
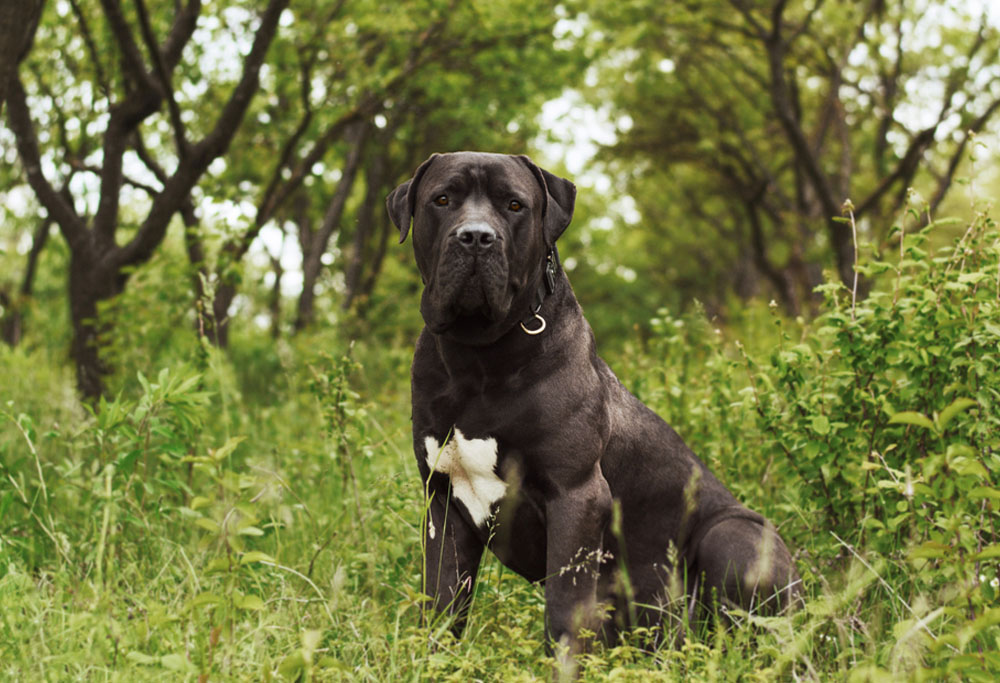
left=0, top=0, right=46, bottom=346
left=201, top=0, right=585, bottom=342
left=580, top=0, right=1000, bottom=314
left=4, top=0, right=288, bottom=398
left=0, top=0, right=44, bottom=117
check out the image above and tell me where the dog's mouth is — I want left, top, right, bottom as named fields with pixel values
left=454, top=279, right=493, bottom=317
left=422, top=249, right=513, bottom=336
left=432, top=311, right=495, bottom=336
left=426, top=283, right=502, bottom=334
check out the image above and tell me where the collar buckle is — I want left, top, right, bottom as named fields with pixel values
left=521, top=246, right=560, bottom=337
left=544, top=249, right=558, bottom=295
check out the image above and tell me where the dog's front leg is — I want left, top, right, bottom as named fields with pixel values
left=422, top=477, right=485, bottom=637
left=544, top=470, right=612, bottom=665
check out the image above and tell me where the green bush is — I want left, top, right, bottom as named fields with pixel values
left=751, top=209, right=1000, bottom=677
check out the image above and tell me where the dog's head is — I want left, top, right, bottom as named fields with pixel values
left=387, top=152, right=576, bottom=345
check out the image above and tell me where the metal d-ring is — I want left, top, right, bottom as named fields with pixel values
left=520, top=313, right=546, bottom=335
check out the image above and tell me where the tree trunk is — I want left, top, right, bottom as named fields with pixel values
left=343, top=155, right=385, bottom=311
left=357, top=214, right=392, bottom=313
left=6, top=0, right=288, bottom=399
left=268, top=250, right=284, bottom=340
left=207, top=283, right=235, bottom=348
left=744, top=202, right=799, bottom=316
left=1, top=218, right=50, bottom=346
left=294, top=121, right=368, bottom=332
left=68, top=249, right=125, bottom=401
left=0, top=0, right=44, bottom=115
left=180, top=204, right=231, bottom=346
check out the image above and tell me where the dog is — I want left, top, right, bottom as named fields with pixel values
left=386, top=151, right=801, bottom=658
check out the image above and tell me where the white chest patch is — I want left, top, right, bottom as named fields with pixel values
left=424, top=429, right=507, bottom=527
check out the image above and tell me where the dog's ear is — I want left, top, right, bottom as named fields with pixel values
left=518, top=155, right=576, bottom=246
left=387, top=154, right=439, bottom=243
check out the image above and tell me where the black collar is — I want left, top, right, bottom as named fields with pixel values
left=520, top=246, right=559, bottom=335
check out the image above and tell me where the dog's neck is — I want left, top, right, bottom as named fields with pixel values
left=430, top=267, right=585, bottom=378
left=525, top=245, right=560, bottom=324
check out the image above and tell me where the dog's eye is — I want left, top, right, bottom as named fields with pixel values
left=434, top=195, right=449, bottom=207
left=508, top=200, right=523, bottom=212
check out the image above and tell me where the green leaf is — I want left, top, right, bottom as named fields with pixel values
left=889, top=411, right=937, bottom=432
left=194, top=517, right=220, bottom=533
left=190, top=592, right=223, bottom=608
left=950, top=457, right=988, bottom=479
left=160, top=653, right=196, bottom=673
left=175, top=373, right=203, bottom=395
left=190, top=495, right=213, bottom=511
left=279, top=651, right=307, bottom=678
left=136, top=371, right=151, bottom=396
left=240, top=551, right=276, bottom=566
left=969, top=486, right=1000, bottom=501
left=204, top=557, right=230, bottom=574
left=974, top=546, right=1000, bottom=560
left=302, top=629, right=323, bottom=652
left=936, top=397, right=977, bottom=431
left=126, top=651, right=158, bottom=665
left=810, top=415, right=830, bottom=436
left=958, top=271, right=987, bottom=284
left=210, top=435, right=247, bottom=462
left=908, top=542, right=950, bottom=560
left=234, top=593, right=265, bottom=610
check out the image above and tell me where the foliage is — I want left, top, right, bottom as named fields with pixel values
left=3, top=192, right=1000, bottom=678
left=573, top=0, right=1000, bottom=318
left=3, top=0, right=1000, bottom=678
left=0, top=0, right=586, bottom=393
left=618, top=203, right=1000, bottom=678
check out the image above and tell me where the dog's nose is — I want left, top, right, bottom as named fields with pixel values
left=454, top=222, right=497, bottom=250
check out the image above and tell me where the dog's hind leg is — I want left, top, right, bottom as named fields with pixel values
left=689, top=513, right=802, bottom=618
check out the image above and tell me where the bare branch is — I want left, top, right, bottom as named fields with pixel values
left=116, top=0, right=290, bottom=269
left=161, top=0, right=201, bottom=70
left=68, top=0, right=111, bottom=98
left=707, top=17, right=761, bottom=42
left=873, top=16, right=904, bottom=175
left=745, top=198, right=798, bottom=314
left=92, top=0, right=175, bottom=248
left=0, top=0, right=43, bottom=116
left=929, top=97, right=1000, bottom=215
left=761, top=9, right=857, bottom=286
left=729, top=0, right=766, bottom=37
left=131, top=130, right=169, bottom=185
left=930, top=16, right=989, bottom=129
left=97, top=0, right=158, bottom=94
left=67, top=158, right=162, bottom=196
left=256, top=54, right=317, bottom=227
left=5, top=76, right=87, bottom=249
left=855, top=127, right=935, bottom=217
left=296, top=121, right=370, bottom=330
left=134, top=0, right=188, bottom=156
left=787, top=0, right=827, bottom=43
left=190, top=0, right=288, bottom=164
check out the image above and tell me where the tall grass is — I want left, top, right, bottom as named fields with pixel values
left=1, top=203, right=999, bottom=679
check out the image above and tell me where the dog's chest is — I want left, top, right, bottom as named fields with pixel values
left=424, top=429, right=507, bottom=528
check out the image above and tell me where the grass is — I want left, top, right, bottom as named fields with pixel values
left=0, top=331, right=906, bottom=681
left=2, top=206, right=1000, bottom=680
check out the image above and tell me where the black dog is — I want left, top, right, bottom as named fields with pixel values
left=387, top=152, right=800, bottom=657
